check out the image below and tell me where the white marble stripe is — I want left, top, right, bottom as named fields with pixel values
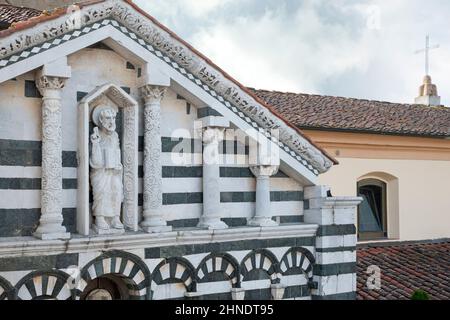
left=206, top=259, right=213, bottom=273
left=284, top=296, right=311, bottom=300
left=316, top=251, right=356, bottom=265
left=103, top=258, right=112, bottom=275
left=263, top=257, right=272, bottom=271
left=162, top=178, right=201, bottom=193
left=112, top=257, right=120, bottom=274
left=255, top=253, right=262, bottom=269
left=215, top=257, right=222, bottom=272
left=160, top=204, right=201, bottom=220
left=244, top=259, right=252, bottom=272
left=159, top=263, right=170, bottom=281
left=184, top=277, right=192, bottom=288
left=175, top=265, right=186, bottom=280
left=87, top=265, right=97, bottom=280
left=33, top=276, right=42, bottom=297
left=225, top=264, right=234, bottom=277
left=287, top=254, right=293, bottom=269
left=152, top=283, right=186, bottom=300
left=280, top=274, right=308, bottom=287
left=161, top=153, right=202, bottom=166
left=159, top=201, right=303, bottom=220
left=0, top=166, right=77, bottom=179
left=0, top=190, right=77, bottom=209
left=123, top=261, right=135, bottom=277
left=196, top=280, right=233, bottom=295
left=302, top=258, right=310, bottom=271
left=77, top=279, right=87, bottom=292
left=161, top=178, right=302, bottom=194
left=241, top=279, right=271, bottom=291
left=57, top=285, right=72, bottom=300
left=132, top=270, right=145, bottom=285
left=18, top=285, right=32, bottom=300
left=160, top=153, right=249, bottom=166
left=316, top=235, right=357, bottom=249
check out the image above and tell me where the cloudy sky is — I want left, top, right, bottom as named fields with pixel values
left=134, top=0, right=450, bottom=105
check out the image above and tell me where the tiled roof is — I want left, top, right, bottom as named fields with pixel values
left=252, top=89, right=450, bottom=137
left=357, top=240, right=450, bottom=300
left=0, top=4, right=41, bottom=30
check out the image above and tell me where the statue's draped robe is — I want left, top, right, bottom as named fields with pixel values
left=90, top=131, right=123, bottom=218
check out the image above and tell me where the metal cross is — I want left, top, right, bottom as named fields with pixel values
left=415, top=35, right=439, bottom=76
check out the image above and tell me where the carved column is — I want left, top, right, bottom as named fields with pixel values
left=34, top=75, right=70, bottom=240
left=198, top=126, right=229, bottom=230
left=249, top=165, right=279, bottom=227
left=139, top=85, right=172, bottom=233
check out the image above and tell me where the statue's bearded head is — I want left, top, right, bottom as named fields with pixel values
left=99, top=108, right=117, bottom=133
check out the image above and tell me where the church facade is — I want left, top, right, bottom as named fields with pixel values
left=0, top=1, right=361, bottom=300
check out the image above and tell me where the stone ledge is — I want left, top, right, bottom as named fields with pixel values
left=0, top=224, right=318, bottom=258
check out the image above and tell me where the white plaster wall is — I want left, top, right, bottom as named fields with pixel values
left=319, top=157, right=450, bottom=241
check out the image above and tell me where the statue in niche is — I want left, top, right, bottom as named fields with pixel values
left=90, top=104, right=124, bottom=232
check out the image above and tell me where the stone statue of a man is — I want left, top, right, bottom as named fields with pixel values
left=90, top=105, right=124, bottom=232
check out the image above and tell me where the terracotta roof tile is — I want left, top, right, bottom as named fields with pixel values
left=357, top=240, right=450, bottom=300
left=251, top=89, right=450, bottom=137
left=0, top=4, right=41, bottom=30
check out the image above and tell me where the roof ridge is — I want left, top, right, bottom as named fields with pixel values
left=251, top=87, right=450, bottom=110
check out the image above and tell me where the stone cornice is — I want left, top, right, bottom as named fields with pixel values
left=0, top=0, right=334, bottom=174
left=0, top=224, right=319, bottom=258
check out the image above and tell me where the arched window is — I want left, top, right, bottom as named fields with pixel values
left=357, top=179, right=387, bottom=241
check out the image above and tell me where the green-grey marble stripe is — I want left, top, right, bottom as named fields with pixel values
left=0, top=208, right=76, bottom=237
left=316, top=224, right=356, bottom=237
left=0, top=178, right=77, bottom=190
left=145, top=236, right=315, bottom=258
left=313, top=262, right=357, bottom=276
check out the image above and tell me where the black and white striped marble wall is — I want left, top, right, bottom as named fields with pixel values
left=0, top=47, right=305, bottom=238
left=0, top=238, right=317, bottom=300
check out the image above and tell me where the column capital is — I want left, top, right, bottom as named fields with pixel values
left=250, top=165, right=279, bottom=178
left=202, top=126, right=226, bottom=145
left=36, top=57, right=71, bottom=95
left=35, top=74, right=66, bottom=96
left=139, top=85, right=168, bottom=104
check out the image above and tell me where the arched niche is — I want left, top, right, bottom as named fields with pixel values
left=77, top=83, right=139, bottom=236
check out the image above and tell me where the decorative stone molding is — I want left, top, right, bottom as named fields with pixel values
left=249, top=165, right=280, bottom=227
left=0, top=0, right=333, bottom=174
left=34, top=74, right=70, bottom=240
left=139, top=85, right=172, bottom=233
left=0, top=225, right=319, bottom=258
left=14, top=270, right=75, bottom=300
left=78, top=250, right=151, bottom=300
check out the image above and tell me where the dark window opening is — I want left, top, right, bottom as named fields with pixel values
left=357, top=179, right=387, bottom=241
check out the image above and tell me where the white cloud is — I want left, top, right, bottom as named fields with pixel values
left=135, top=0, right=450, bottom=105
